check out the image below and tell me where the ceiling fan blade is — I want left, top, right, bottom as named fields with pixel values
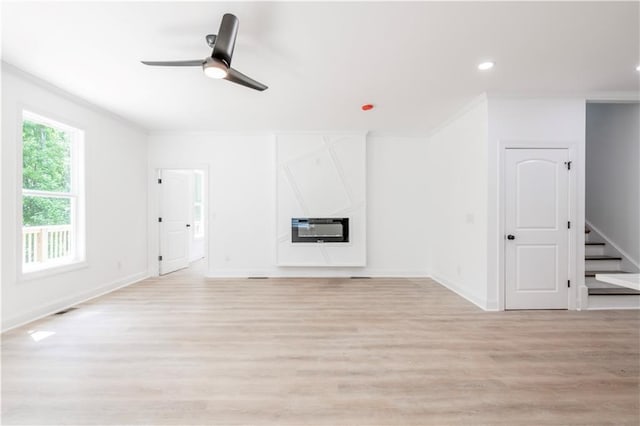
left=224, top=67, right=268, bottom=91
left=141, top=60, right=204, bottom=66
left=212, top=13, right=239, bottom=66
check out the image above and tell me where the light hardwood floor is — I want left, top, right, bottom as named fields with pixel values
left=2, top=266, right=639, bottom=425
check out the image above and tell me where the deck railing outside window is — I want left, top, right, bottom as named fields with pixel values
left=23, top=225, right=72, bottom=265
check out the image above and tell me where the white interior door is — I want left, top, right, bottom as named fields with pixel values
left=505, top=148, right=570, bottom=309
left=159, top=170, right=190, bottom=275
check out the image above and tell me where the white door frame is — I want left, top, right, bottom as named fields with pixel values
left=498, top=140, right=583, bottom=310
left=148, top=164, right=209, bottom=277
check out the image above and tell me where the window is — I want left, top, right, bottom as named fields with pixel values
left=21, top=111, right=84, bottom=273
left=193, top=171, right=204, bottom=238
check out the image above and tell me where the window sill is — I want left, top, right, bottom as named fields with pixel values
left=19, top=259, right=88, bottom=282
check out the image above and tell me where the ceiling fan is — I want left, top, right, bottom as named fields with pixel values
left=141, top=13, right=268, bottom=91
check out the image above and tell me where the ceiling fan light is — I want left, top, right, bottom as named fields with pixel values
left=203, top=59, right=228, bottom=79
left=204, top=67, right=227, bottom=79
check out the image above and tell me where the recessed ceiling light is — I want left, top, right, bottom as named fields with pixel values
left=636, top=64, right=640, bottom=72
left=478, top=61, right=495, bottom=71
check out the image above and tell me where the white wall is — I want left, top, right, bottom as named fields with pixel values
left=586, top=103, right=640, bottom=266
left=147, top=132, right=275, bottom=277
left=427, top=95, right=587, bottom=310
left=366, top=135, right=430, bottom=276
left=1, top=65, right=149, bottom=331
left=428, top=96, right=489, bottom=309
left=148, top=132, right=430, bottom=277
left=487, top=97, right=586, bottom=310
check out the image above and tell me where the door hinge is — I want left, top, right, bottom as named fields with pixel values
left=158, top=217, right=162, bottom=223
left=158, top=255, right=163, bottom=261
left=568, top=280, right=571, bottom=288
left=158, top=178, right=162, bottom=184
left=568, top=221, right=571, bottom=229
left=564, top=161, right=572, bottom=170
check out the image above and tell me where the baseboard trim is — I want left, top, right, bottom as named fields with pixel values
left=360, top=269, right=430, bottom=278
left=206, top=270, right=274, bottom=278
left=429, top=273, right=489, bottom=311
left=1, top=271, right=150, bottom=333
left=206, top=269, right=430, bottom=278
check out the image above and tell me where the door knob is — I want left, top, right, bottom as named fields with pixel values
left=507, top=234, right=515, bottom=240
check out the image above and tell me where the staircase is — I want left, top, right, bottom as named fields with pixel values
left=584, top=227, right=640, bottom=309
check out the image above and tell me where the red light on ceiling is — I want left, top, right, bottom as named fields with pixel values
left=361, top=104, right=374, bottom=111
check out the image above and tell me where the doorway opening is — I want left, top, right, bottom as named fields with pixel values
left=584, top=102, right=640, bottom=308
left=158, top=168, right=207, bottom=276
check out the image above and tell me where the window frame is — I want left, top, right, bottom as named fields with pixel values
left=18, top=109, right=86, bottom=280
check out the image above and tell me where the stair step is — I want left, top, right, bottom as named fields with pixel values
left=585, top=270, right=628, bottom=278
left=586, top=281, right=624, bottom=289
left=585, top=243, right=605, bottom=256
left=585, top=255, right=622, bottom=261
left=585, top=242, right=605, bottom=246
left=585, top=256, right=622, bottom=271
left=588, top=287, right=640, bottom=295
left=586, top=271, right=639, bottom=295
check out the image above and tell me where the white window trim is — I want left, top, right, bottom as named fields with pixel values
left=18, top=109, right=86, bottom=280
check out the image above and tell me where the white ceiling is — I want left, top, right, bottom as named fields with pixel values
left=2, top=1, right=639, bottom=134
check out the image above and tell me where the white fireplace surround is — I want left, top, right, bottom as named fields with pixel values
left=276, top=133, right=367, bottom=267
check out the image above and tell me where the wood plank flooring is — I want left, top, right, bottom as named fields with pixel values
left=2, top=266, right=639, bottom=425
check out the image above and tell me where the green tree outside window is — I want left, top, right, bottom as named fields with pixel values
left=22, top=120, right=72, bottom=226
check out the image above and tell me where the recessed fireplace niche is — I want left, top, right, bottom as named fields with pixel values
left=291, top=218, right=349, bottom=243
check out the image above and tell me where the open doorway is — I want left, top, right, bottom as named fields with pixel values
left=158, top=168, right=207, bottom=276
left=584, top=102, right=640, bottom=308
